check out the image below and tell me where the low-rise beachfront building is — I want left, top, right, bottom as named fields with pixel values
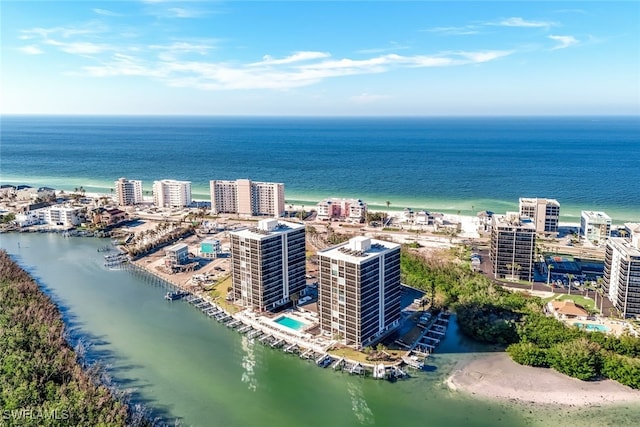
left=477, top=211, right=494, bottom=234
left=209, top=179, right=285, bottom=217
left=604, top=230, right=640, bottom=318
left=229, top=219, right=306, bottom=312
left=316, top=198, right=367, bottom=223
left=165, top=243, right=189, bottom=267
left=153, top=179, right=192, bottom=208
left=115, top=177, right=144, bottom=206
left=317, top=236, right=401, bottom=349
left=200, top=238, right=222, bottom=259
left=90, top=207, right=127, bottom=226
left=519, top=197, right=560, bottom=234
left=490, top=213, right=536, bottom=282
left=580, top=211, right=611, bottom=245
left=547, top=300, right=589, bottom=320
left=26, top=205, right=83, bottom=228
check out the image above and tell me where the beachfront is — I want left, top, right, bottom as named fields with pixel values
left=447, top=352, right=640, bottom=407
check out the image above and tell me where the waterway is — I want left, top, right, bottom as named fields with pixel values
left=1, top=232, right=639, bottom=427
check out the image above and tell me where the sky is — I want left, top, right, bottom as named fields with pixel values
left=1, top=1, right=639, bottom=116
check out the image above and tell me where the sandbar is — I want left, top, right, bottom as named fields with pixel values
left=445, top=352, right=640, bottom=407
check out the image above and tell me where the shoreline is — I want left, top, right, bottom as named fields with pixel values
left=445, top=352, right=640, bottom=407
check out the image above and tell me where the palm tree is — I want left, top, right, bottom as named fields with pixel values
left=567, top=273, right=574, bottom=295
left=596, top=277, right=605, bottom=314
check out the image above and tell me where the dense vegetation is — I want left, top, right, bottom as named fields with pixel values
left=0, top=250, right=151, bottom=426
left=401, top=247, right=640, bottom=389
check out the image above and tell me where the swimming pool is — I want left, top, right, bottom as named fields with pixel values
left=574, top=322, right=610, bottom=332
left=274, top=316, right=306, bottom=331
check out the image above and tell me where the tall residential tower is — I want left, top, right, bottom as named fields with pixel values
left=317, top=236, right=401, bottom=348
left=603, top=223, right=640, bottom=318
left=114, top=177, right=143, bottom=206
left=210, top=179, right=285, bottom=217
left=490, top=214, right=536, bottom=282
left=519, top=197, right=560, bottom=234
left=229, top=219, right=306, bottom=312
left=153, top=179, right=192, bottom=208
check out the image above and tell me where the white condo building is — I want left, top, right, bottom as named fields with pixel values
left=229, top=219, right=306, bottom=312
left=317, top=236, right=401, bottom=348
left=580, top=211, right=611, bottom=245
left=519, top=197, right=560, bottom=234
left=209, top=179, right=285, bottom=217
left=316, top=198, right=367, bottom=223
left=603, top=223, right=640, bottom=318
left=114, top=177, right=144, bottom=206
left=153, top=179, right=192, bottom=208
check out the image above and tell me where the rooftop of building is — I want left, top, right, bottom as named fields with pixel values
left=317, top=197, right=366, bottom=205
left=550, top=300, right=588, bottom=317
left=318, top=236, right=400, bottom=263
left=493, top=213, right=536, bottom=230
left=230, top=218, right=304, bottom=239
left=166, top=242, right=189, bottom=252
left=519, top=197, right=560, bottom=206
left=624, top=223, right=640, bottom=233
left=581, top=211, right=611, bottom=220
left=608, top=237, right=640, bottom=257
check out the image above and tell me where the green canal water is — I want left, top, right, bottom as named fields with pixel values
left=1, top=233, right=639, bottom=427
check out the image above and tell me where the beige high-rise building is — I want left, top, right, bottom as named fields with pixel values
left=114, top=177, right=143, bottom=206
left=518, top=197, right=560, bottom=234
left=209, top=179, right=285, bottom=217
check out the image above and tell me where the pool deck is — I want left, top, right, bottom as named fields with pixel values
left=565, top=318, right=633, bottom=336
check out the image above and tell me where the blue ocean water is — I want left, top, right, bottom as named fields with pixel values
left=1, top=115, right=639, bottom=222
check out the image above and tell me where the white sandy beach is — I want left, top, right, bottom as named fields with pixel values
left=446, top=352, right=640, bottom=407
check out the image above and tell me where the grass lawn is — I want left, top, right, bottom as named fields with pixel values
left=328, top=346, right=406, bottom=365
left=556, top=294, right=596, bottom=312
left=205, top=275, right=240, bottom=314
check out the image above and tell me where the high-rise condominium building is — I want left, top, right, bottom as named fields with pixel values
left=114, top=177, right=144, bottom=206
left=580, top=211, right=611, bottom=245
left=317, top=236, right=401, bottom=348
left=210, top=179, right=285, bottom=217
left=604, top=223, right=640, bottom=318
left=490, top=214, right=536, bottom=282
left=153, top=179, right=192, bottom=208
left=519, top=197, right=560, bottom=234
left=229, top=219, right=306, bottom=312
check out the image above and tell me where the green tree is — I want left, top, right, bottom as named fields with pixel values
left=548, top=338, right=601, bottom=380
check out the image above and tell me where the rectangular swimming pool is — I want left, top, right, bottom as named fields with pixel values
left=274, top=316, right=306, bottom=331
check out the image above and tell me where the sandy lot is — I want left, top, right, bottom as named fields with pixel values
left=446, top=352, right=640, bottom=407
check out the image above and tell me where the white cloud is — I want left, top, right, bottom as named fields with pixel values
left=549, top=35, right=578, bottom=50
left=349, top=93, right=390, bottom=104
left=150, top=41, right=216, bottom=60
left=76, top=49, right=512, bottom=91
left=45, top=39, right=112, bottom=55
left=93, top=8, right=120, bottom=17
left=493, top=17, right=555, bottom=28
left=424, top=26, right=480, bottom=36
left=18, top=45, right=44, bottom=55
left=21, top=24, right=105, bottom=39
left=251, top=51, right=331, bottom=66
left=168, top=7, right=203, bottom=18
